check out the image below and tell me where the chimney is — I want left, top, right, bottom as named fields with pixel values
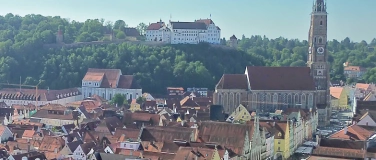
left=273, top=121, right=276, bottom=127
left=344, top=127, right=348, bottom=134
left=54, top=148, right=58, bottom=153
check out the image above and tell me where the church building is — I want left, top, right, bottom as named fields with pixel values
left=213, top=0, right=330, bottom=126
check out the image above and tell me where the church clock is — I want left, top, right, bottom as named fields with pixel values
left=317, top=47, right=324, bottom=54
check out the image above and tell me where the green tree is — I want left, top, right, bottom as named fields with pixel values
left=136, top=22, right=147, bottom=35
left=111, top=93, right=126, bottom=107
left=136, top=96, right=146, bottom=104
left=116, top=31, right=126, bottom=39
left=290, top=60, right=306, bottom=67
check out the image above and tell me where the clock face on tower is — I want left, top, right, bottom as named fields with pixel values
left=317, top=47, right=325, bottom=54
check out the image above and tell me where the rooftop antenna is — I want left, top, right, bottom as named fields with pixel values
left=210, top=13, right=212, bottom=19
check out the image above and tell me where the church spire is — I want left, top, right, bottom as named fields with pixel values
left=312, top=0, right=326, bottom=13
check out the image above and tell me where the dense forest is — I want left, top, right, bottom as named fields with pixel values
left=0, top=13, right=375, bottom=93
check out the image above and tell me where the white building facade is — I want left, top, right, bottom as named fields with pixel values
left=145, top=19, right=221, bottom=45
left=81, top=68, right=142, bottom=101
left=145, top=20, right=171, bottom=43
left=0, top=88, right=82, bottom=106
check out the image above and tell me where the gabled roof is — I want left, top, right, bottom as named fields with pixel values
left=330, top=87, right=344, bottom=99
left=355, top=83, right=370, bottom=90
left=312, top=146, right=366, bottom=159
left=83, top=68, right=121, bottom=88
left=246, top=66, right=315, bottom=90
left=174, top=146, right=216, bottom=160
left=147, top=22, right=165, bottom=30
left=344, top=66, right=365, bottom=71
left=122, top=27, right=140, bottom=37
left=329, top=125, right=373, bottom=141
left=171, top=22, right=207, bottom=30
left=140, top=126, right=194, bottom=142
left=197, top=121, right=252, bottom=154
left=195, top=19, right=215, bottom=26
left=216, top=74, right=248, bottom=90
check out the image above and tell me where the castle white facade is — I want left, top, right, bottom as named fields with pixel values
left=145, top=19, right=221, bottom=45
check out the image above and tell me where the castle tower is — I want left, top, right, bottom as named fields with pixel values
left=306, top=0, right=330, bottom=126
left=229, top=35, right=238, bottom=48
left=56, top=29, right=64, bottom=44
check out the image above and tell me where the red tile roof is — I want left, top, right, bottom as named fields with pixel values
left=195, top=19, right=215, bottom=26
left=22, top=130, right=35, bottom=138
left=197, top=121, right=252, bottom=154
left=147, top=22, right=165, bottom=30
left=330, top=87, right=344, bottom=99
left=329, top=124, right=373, bottom=141
left=312, top=146, right=366, bottom=159
left=246, top=66, right=315, bottom=90
left=0, top=88, right=80, bottom=101
left=216, top=74, right=248, bottom=90
left=174, top=147, right=216, bottom=160
left=83, top=68, right=140, bottom=89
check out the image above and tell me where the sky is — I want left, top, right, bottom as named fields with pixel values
left=0, top=0, right=375, bottom=43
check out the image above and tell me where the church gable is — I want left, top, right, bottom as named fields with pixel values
left=245, top=66, right=315, bottom=90
left=216, top=74, right=248, bottom=90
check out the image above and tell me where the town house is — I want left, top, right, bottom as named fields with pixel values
left=81, top=68, right=142, bottom=101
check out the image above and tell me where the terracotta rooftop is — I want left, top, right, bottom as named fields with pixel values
left=147, top=22, right=165, bottom=30
left=197, top=121, right=252, bottom=154
left=140, top=126, right=195, bottom=142
left=83, top=68, right=141, bottom=89
left=174, top=146, right=216, bottom=160
left=195, top=19, right=215, bottom=26
left=22, top=130, right=35, bottom=138
left=329, top=124, right=373, bottom=141
left=356, top=83, right=370, bottom=90
left=216, top=74, right=248, bottom=90
left=307, top=155, right=349, bottom=160
left=344, top=66, right=365, bottom=71
left=312, top=146, right=366, bottom=159
left=246, top=66, right=315, bottom=90
left=330, top=87, right=344, bottom=99
left=0, top=88, right=80, bottom=101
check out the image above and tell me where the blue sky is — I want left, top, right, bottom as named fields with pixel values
left=0, top=0, right=375, bottom=42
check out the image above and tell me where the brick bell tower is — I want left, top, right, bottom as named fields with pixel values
left=306, top=0, right=330, bottom=126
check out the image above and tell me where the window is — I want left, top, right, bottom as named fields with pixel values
left=319, top=38, right=323, bottom=44
left=320, top=21, right=323, bottom=25
left=278, top=140, right=281, bottom=144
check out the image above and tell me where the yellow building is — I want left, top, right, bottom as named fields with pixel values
left=129, top=99, right=141, bottom=112
left=274, top=121, right=290, bottom=159
left=330, top=87, right=348, bottom=110
left=226, top=104, right=252, bottom=122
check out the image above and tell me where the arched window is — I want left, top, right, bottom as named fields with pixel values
left=308, top=94, right=314, bottom=108
left=252, top=93, right=257, bottom=109
left=314, top=37, right=317, bottom=43
left=218, top=93, right=222, bottom=105
left=273, top=93, right=278, bottom=109
left=229, top=93, right=234, bottom=108
left=224, top=93, right=228, bottom=107
left=320, top=21, right=323, bottom=25
left=294, top=94, right=300, bottom=107
left=301, top=94, right=306, bottom=108
left=287, top=94, right=293, bottom=107
left=319, top=37, right=323, bottom=44
left=236, top=93, right=241, bottom=106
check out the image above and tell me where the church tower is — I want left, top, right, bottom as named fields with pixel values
left=307, top=0, right=330, bottom=125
